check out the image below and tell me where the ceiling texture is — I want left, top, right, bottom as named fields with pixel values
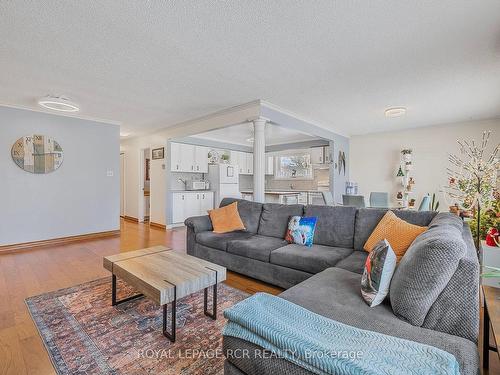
left=1, top=1, right=500, bottom=137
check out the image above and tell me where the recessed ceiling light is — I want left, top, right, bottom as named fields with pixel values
left=120, top=132, right=131, bottom=137
left=38, top=95, right=80, bottom=112
left=385, top=107, right=406, bottom=118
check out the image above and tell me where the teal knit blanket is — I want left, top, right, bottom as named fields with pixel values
left=223, top=293, right=459, bottom=375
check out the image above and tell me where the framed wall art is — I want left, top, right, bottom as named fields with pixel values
left=11, top=134, right=63, bottom=173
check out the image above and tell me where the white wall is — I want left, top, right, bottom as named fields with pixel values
left=0, top=106, right=120, bottom=246
left=350, top=119, right=500, bottom=209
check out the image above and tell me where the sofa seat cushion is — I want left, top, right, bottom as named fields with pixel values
left=270, top=244, right=353, bottom=274
left=196, top=231, right=253, bottom=251
left=278, top=268, right=478, bottom=375
left=335, top=250, right=367, bottom=274
left=227, top=235, right=288, bottom=262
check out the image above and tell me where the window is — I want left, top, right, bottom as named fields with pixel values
left=274, top=151, right=313, bottom=180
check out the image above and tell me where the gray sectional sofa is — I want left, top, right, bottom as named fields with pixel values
left=185, top=198, right=480, bottom=375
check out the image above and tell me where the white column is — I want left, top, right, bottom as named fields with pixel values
left=252, top=117, right=267, bottom=203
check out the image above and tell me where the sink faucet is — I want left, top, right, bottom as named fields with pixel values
left=177, top=178, right=186, bottom=188
left=289, top=183, right=295, bottom=190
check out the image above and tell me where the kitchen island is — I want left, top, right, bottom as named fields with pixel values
left=240, top=190, right=326, bottom=205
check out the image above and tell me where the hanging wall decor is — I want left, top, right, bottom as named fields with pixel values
left=11, top=134, right=63, bottom=173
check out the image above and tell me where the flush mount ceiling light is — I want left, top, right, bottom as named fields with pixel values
left=384, top=107, right=407, bottom=118
left=120, top=132, right=131, bottom=137
left=38, top=95, right=80, bottom=112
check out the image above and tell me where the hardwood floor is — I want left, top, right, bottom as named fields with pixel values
left=0, top=218, right=496, bottom=374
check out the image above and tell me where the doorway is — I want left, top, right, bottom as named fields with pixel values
left=141, top=148, right=151, bottom=222
left=120, top=153, right=125, bottom=217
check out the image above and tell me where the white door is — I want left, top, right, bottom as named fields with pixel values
left=200, top=192, right=214, bottom=213
left=120, top=153, right=125, bottom=216
left=195, top=146, right=208, bottom=173
left=310, top=147, right=324, bottom=164
left=170, top=143, right=181, bottom=172
left=246, top=153, right=253, bottom=174
left=172, top=193, right=185, bottom=223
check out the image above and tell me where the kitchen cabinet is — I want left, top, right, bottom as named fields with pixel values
left=324, top=146, right=331, bottom=163
left=194, top=146, right=209, bottom=173
left=234, top=151, right=253, bottom=175
left=199, top=192, right=213, bottom=213
left=310, top=146, right=331, bottom=164
left=170, top=142, right=208, bottom=173
left=170, top=142, right=182, bottom=171
left=246, top=153, right=253, bottom=174
left=171, top=191, right=214, bottom=223
left=265, top=154, right=274, bottom=175
left=172, top=192, right=186, bottom=223
left=231, top=150, right=271, bottom=175
left=310, top=147, right=325, bottom=164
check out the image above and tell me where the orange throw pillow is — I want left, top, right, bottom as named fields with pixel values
left=364, top=211, right=427, bottom=261
left=208, top=202, right=246, bottom=234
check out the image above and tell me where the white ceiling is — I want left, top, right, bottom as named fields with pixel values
left=1, top=1, right=500, bottom=137
left=193, top=122, right=318, bottom=146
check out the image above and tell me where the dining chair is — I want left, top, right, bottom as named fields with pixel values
left=322, top=191, right=335, bottom=206
left=418, top=195, right=431, bottom=211
left=342, top=194, right=366, bottom=208
left=369, top=192, right=389, bottom=208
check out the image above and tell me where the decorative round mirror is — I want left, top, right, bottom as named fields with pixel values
left=11, top=135, right=63, bottom=173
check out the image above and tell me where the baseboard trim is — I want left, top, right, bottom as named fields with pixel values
left=123, top=216, right=139, bottom=222
left=149, top=222, right=166, bottom=229
left=0, top=230, right=121, bottom=254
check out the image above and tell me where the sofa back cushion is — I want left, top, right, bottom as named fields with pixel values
left=220, top=198, right=263, bottom=234
left=389, top=221, right=466, bottom=327
left=353, top=208, right=437, bottom=250
left=304, top=205, right=357, bottom=248
left=258, top=203, right=304, bottom=238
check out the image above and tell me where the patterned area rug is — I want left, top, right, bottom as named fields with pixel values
left=26, top=277, right=249, bottom=374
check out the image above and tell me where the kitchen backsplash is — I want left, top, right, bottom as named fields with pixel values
left=240, top=168, right=329, bottom=191
left=170, top=172, right=204, bottom=190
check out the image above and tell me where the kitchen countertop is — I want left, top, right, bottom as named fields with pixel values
left=169, top=190, right=215, bottom=193
left=240, top=190, right=325, bottom=195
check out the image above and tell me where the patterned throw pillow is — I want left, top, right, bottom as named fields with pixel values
left=364, top=211, right=427, bottom=262
left=285, top=216, right=317, bottom=247
left=361, top=239, right=397, bottom=307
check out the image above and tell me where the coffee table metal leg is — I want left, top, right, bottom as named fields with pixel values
left=163, top=287, right=176, bottom=342
left=111, top=274, right=144, bottom=306
left=204, top=283, right=217, bottom=320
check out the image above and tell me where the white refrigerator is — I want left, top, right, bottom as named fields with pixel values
left=207, top=164, right=240, bottom=206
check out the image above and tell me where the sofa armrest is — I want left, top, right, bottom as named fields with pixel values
left=184, top=215, right=213, bottom=233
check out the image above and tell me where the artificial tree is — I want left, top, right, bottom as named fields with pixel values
left=443, top=131, right=499, bottom=251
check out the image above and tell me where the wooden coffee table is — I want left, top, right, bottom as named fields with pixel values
left=103, top=246, right=226, bottom=342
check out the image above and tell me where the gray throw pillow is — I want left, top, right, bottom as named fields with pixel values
left=389, top=225, right=466, bottom=326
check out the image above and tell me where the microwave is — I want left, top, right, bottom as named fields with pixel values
left=185, top=180, right=209, bottom=190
